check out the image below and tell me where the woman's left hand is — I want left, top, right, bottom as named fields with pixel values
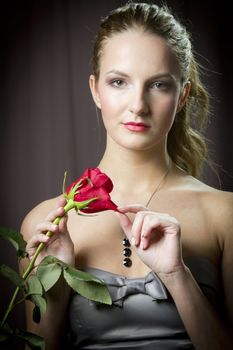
left=116, top=205, right=185, bottom=277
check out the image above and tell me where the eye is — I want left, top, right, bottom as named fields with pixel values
left=151, top=81, right=165, bottom=89
left=149, top=80, right=173, bottom=91
left=109, top=79, right=126, bottom=88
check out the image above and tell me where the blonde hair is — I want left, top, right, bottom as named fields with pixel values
left=91, top=2, right=209, bottom=177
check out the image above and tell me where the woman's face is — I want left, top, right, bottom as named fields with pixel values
left=90, top=30, right=188, bottom=152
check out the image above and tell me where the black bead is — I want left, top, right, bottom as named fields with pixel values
left=122, top=238, right=130, bottom=247
left=123, top=258, right=132, bottom=267
left=123, top=247, right=132, bottom=257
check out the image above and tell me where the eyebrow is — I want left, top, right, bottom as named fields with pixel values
left=106, top=70, right=130, bottom=77
left=106, top=69, right=175, bottom=81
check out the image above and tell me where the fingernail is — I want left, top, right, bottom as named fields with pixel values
left=52, top=224, right=57, bottom=230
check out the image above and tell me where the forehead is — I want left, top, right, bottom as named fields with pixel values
left=99, top=30, right=181, bottom=79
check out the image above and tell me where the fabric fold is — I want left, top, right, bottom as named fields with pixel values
left=110, top=272, right=168, bottom=306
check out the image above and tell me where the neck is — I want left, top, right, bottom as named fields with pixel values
left=98, top=137, right=170, bottom=195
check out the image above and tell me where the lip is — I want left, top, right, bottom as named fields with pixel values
left=123, top=122, right=150, bottom=132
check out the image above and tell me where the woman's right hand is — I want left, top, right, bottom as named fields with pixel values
left=26, top=197, right=75, bottom=267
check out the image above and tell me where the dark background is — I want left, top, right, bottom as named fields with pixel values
left=0, top=0, right=232, bottom=348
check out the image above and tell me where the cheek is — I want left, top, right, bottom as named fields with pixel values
left=97, top=93, right=114, bottom=130
left=98, top=89, right=122, bottom=117
left=155, top=96, right=178, bottom=128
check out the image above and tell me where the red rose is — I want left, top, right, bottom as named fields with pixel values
left=1, top=168, right=115, bottom=338
left=65, top=167, right=118, bottom=213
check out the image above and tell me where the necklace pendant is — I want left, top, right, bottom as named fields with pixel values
left=120, top=164, right=170, bottom=268
left=123, top=257, right=132, bottom=267
left=122, top=238, right=132, bottom=267
left=122, top=238, right=130, bottom=247
left=123, top=247, right=131, bottom=257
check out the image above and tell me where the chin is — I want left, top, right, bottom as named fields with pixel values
left=117, top=140, right=159, bottom=152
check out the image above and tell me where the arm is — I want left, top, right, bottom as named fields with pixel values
left=161, top=202, right=233, bottom=350
left=160, top=263, right=232, bottom=349
left=20, top=197, right=75, bottom=350
left=117, top=202, right=233, bottom=350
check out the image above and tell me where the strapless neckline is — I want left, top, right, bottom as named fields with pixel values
left=79, top=255, right=220, bottom=307
left=79, top=255, right=218, bottom=280
left=67, top=256, right=220, bottom=349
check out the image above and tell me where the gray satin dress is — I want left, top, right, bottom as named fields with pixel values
left=67, top=257, right=220, bottom=349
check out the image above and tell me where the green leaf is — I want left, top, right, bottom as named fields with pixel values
left=26, top=275, right=43, bottom=296
left=0, top=264, right=25, bottom=287
left=27, top=294, right=47, bottom=321
left=37, top=255, right=112, bottom=303
left=38, top=255, right=65, bottom=267
left=0, top=323, right=12, bottom=342
left=37, top=259, right=62, bottom=292
left=15, top=328, right=45, bottom=350
left=0, top=227, right=27, bottom=258
left=63, top=265, right=107, bottom=283
left=63, top=267, right=112, bottom=305
left=38, top=255, right=74, bottom=270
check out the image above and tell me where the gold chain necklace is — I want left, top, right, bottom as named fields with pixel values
left=122, top=164, right=170, bottom=267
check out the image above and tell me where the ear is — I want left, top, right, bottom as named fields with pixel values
left=89, top=74, right=101, bottom=109
left=177, top=80, right=191, bottom=113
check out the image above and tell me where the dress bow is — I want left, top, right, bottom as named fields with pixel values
left=106, top=271, right=168, bottom=307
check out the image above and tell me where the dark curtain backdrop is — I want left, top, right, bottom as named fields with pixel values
left=0, top=0, right=232, bottom=347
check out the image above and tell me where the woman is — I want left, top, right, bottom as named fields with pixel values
left=22, top=2, right=233, bottom=349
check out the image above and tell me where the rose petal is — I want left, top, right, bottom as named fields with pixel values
left=66, top=167, right=117, bottom=213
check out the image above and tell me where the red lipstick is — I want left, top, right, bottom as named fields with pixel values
left=123, top=122, right=150, bottom=132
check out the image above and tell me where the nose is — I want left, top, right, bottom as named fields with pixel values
left=128, top=86, right=149, bottom=116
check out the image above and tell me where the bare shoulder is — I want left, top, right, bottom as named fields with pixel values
left=184, top=175, right=233, bottom=240
left=185, top=174, right=232, bottom=208
left=191, top=177, right=232, bottom=216
left=20, top=195, right=62, bottom=240
left=187, top=178, right=233, bottom=321
left=202, top=185, right=233, bottom=245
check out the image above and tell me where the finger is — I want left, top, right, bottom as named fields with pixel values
left=45, top=206, right=65, bottom=223
left=26, top=233, right=50, bottom=247
left=141, top=214, right=180, bottom=249
left=26, top=233, right=50, bottom=255
left=140, top=215, right=161, bottom=249
left=117, top=204, right=148, bottom=214
left=131, top=211, right=147, bottom=247
left=57, top=196, right=67, bottom=207
left=115, top=212, right=132, bottom=240
left=59, top=215, right=69, bottom=234
left=35, top=222, right=59, bottom=235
